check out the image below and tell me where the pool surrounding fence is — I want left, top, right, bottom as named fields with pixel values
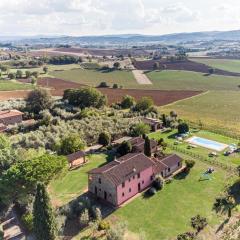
left=186, top=136, right=229, bottom=152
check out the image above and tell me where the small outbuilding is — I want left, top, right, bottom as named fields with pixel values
left=67, top=150, right=86, bottom=168
left=142, top=117, right=162, bottom=132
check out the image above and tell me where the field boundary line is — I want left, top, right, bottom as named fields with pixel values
left=160, top=90, right=209, bottom=108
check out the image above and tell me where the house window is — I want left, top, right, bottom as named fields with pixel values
left=122, top=182, right=125, bottom=188
left=128, top=178, right=131, bottom=182
left=137, top=173, right=140, bottom=178
left=133, top=175, right=135, bottom=179
left=150, top=175, right=153, bottom=181
left=178, top=162, right=180, bottom=167
left=122, top=192, right=125, bottom=197
left=168, top=168, right=170, bottom=172
left=98, top=178, right=101, bottom=184
left=142, top=180, right=144, bottom=184
left=129, top=188, right=131, bottom=193
left=99, top=189, right=101, bottom=192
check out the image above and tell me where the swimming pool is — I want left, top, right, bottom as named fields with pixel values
left=186, top=136, right=229, bottom=151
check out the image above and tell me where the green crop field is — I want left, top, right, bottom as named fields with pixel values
left=161, top=91, right=240, bottom=137
left=51, top=68, right=138, bottom=88
left=147, top=70, right=240, bottom=91
left=191, top=58, right=240, bottom=73
left=0, top=80, right=33, bottom=91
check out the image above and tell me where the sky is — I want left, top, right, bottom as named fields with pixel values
left=0, top=0, right=240, bottom=36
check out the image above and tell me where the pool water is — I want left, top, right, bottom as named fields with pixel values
left=186, top=136, right=229, bottom=151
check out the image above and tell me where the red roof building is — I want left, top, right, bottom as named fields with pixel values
left=88, top=153, right=183, bottom=206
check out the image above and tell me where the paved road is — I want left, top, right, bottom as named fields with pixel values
left=132, top=70, right=152, bottom=85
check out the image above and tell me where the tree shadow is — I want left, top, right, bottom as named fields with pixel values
left=60, top=192, right=115, bottom=239
left=215, top=218, right=229, bottom=233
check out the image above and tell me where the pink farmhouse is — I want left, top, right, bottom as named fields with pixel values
left=88, top=153, right=183, bottom=207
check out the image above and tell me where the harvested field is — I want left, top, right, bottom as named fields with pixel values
left=53, top=47, right=148, bottom=57
left=17, top=77, right=202, bottom=106
left=134, top=59, right=240, bottom=77
left=99, top=88, right=202, bottom=106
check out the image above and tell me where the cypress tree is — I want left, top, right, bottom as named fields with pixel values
left=144, top=137, right=151, bottom=157
left=33, top=183, right=56, bottom=240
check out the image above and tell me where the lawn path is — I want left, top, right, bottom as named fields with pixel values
left=132, top=70, right=152, bottom=85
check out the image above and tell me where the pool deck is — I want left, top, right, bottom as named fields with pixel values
left=186, top=136, right=229, bottom=152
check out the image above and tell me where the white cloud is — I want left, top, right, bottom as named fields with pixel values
left=0, top=0, right=239, bottom=36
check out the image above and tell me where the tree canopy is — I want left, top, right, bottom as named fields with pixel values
left=131, top=122, right=150, bottom=137
left=134, top=97, right=154, bottom=112
left=0, top=154, right=67, bottom=205
left=33, top=183, right=56, bottom=240
left=63, top=87, right=107, bottom=109
left=26, top=89, right=52, bottom=114
left=58, top=135, right=85, bottom=155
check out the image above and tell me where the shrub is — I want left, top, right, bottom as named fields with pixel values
left=191, top=215, right=207, bottom=233
left=79, top=208, right=89, bottom=226
left=26, top=89, right=52, bottom=114
left=178, top=122, right=189, bottom=134
left=131, top=122, right=150, bottom=137
left=98, top=82, right=109, bottom=88
left=113, top=83, right=118, bottom=89
left=134, top=97, right=154, bottom=112
left=185, top=160, right=195, bottom=169
left=121, top=95, right=135, bottom=109
left=98, top=132, right=111, bottom=146
left=117, top=141, right=132, bottom=156
left=106, top=222, right=127, bottom=240
left=0, top=226, right=3, bottom=240
left=153, top=176, right=163, bottom=191
left=177, top=232, right=195, bottom=240
left=98, top=220, right=110, bottom=231
left=21, top=212, right=34, bottom=232
left=165, top=178, right=173, bottom=184
left=148, top=187, right=157, bottom=196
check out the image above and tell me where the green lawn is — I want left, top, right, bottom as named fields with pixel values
left=113, top=160, right=230, bottom=240
left=51, top=68, right=138, bottom=88
left=149, top=129, right=240, bottom=166
left=161, top=91, right=240, bottom=137
left=49, top=154, right=107, bottom=206
left=147, top=70, right=240, bottom=91
left=0, top=80, right=33, bottom=91
left=191, top=58, right=240, bottom=73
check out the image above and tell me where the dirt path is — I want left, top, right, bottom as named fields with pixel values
left=132, top=70, right=152, bottom=85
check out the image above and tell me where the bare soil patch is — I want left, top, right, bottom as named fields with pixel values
left=8, top=78, right=202, bottom=106
left=133, top=59, right=240, bottom=77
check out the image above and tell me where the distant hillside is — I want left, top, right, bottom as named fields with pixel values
left=1, top=29, right=240, bottom=45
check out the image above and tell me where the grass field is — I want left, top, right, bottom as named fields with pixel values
left=0, top=80, right=33, bottom=91
left=51, top=68, right=138, bottom=88
left=161, top=91, right=240, bottom=137
left=147, top=70, right=240, bottom=91
left=113, top=160, right=230, bottom=240
left=49, top=154, right=107, bottom=206
left=191, top=58, right=240, bottom=73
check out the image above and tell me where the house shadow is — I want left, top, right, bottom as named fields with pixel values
left=174, top=170, right=190, bottom=180
left=60, top=192, right=115, bottom=239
